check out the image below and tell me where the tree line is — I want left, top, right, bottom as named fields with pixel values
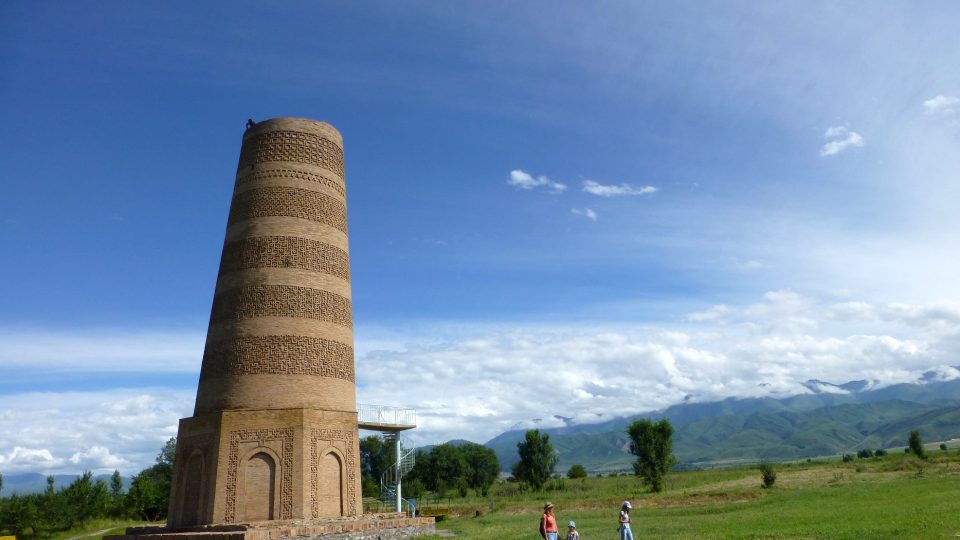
left=507, top=418, right=676, bottom=493
left=360, top=436, right=501, bottom=499
left=360, top=417, right=678, bottom=502
left=0, top=438, right=177, bottom=537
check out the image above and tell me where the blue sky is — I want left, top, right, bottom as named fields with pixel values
left=2, top=1, right=960, bottom=475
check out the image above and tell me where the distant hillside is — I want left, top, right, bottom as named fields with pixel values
left=486, top=375, right=960, bottom=472
left=0, top=472, right=132, bottom=495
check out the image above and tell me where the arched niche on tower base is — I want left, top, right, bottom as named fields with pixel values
left=236, top=447, right=281, bottom=522
left=178, top=450, right=206, bottom=525
left=315, top=447, right=345, bottom=518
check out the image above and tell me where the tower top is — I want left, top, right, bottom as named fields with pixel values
left=243, top=117, right=343, bottom=146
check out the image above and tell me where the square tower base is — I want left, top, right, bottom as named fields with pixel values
left=168, top=408, right=362, bottom=526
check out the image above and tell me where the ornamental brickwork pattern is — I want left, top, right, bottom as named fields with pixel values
left=238, top=130, right=345, bottom=177
left=210, top=284, right=352, bottom=328
left=223, top=428, right=295, bottom=523
left=235, top=168, right=346, bottom=199
left=219, top=236, right=351, bottom=282
left=200, top=335, right=355, bottom=382
left=309, top=428, right=359, bottom=518
left=227, top=186, right=348, bottom=234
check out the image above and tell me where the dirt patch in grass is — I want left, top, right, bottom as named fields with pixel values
left=651, top=491, right=761, bottom=508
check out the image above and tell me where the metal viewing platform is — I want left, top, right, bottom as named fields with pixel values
left=357, top=403, right=416, bottom=431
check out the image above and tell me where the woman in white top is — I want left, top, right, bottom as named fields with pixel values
left=619, top=500, right=633, bottom=540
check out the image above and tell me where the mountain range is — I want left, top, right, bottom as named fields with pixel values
left=0, top=473, right=132, bottom=496
left=484, top=371, right=960, bottom=473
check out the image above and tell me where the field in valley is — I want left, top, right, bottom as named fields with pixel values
left=425, top=451, right=960, bottom=539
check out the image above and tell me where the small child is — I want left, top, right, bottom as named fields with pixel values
left=566, top=520, right=580, bottom=540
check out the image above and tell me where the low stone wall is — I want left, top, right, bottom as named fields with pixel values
left=106, top=514, right=436, bottom=540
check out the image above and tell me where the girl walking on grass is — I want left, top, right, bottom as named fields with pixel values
left=618, top=500, right=633, bottom=540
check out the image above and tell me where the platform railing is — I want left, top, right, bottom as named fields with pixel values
left=357, top=403, right=416, bottom=428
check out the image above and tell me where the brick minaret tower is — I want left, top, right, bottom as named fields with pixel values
left=167, top=118, right=361, bottom=526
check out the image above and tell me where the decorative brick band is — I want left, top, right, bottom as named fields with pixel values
left=238, top=130, right=344, bottom=177
left=224, top=428, right=295, bottom=522
left=210, top=284, right=352, bottom=327
left=235, top=168, right=346, bottom=199
left=219, top=236, right=351, bottom=282
left=200, top=335, right=355, bottom=381
left=227, top=186, right=348, bottom=234
left=310, top=428, right=359, bottom=518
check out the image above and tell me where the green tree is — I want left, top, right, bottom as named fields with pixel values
left=908, top=430, right=926, bottom=459
left=627, top=418, right=676, bottom=493
left=359, top=435, right=387, bottom=498
left=0, top=493, right=40, bottom=536
left=461, top=443, right=500, bottom=496
left=60, top=471, right=109, bottom=528
left=158, top=437, right=177, bottom=467
left=127, top=439, right=176, bottom=521
left=39, top=475, right=65, bottom=530
left=109, top=469, right=126, bottom=518
left=567, top=464, right=588, bottom=479
left=426, top=444, right=468, bottom=495
left=511, top=430, right=558, bottom=491
left=404, top=477, right=426, bottom=500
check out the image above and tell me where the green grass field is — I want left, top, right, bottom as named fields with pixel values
left=426, top=452, right=960, bottom=539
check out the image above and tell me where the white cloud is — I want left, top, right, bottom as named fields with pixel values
left=923, top=95, right=959, bottom=115
left=0, top=389, right=193, bottom=474
left=69, top=445, right=129, bottom=469
left=570, top=208, right=598, bottom=221
left=508, top=169, right=567, bottom=193
left=0, top=447, right=65, bottom=472
left=355, top=292, right=960, bottom=447
left=686, top=304, right=730, bottom=322
left=582, top=180, right=657, bottom=197
left=820, top=125, right=865, bottom=156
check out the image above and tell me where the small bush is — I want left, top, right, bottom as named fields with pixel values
left=567, top=464, right=588, bottom=479
left=908, top=430, right=926, bottom=459
left=875, top=449, right=887, bottom=456
left=939, top=443, right=948, bottom=451
left=758, top=462, right=776, bottom=489
left=857, top=449, right=874, bottom=459
left=842, top=454, right=855, bottom=463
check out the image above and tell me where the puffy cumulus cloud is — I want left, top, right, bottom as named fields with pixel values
left=354, top=292, right=960, bottom=447
left=69, top=445, right=129, bottom=469
left=820, top=125, right=865, bottom=156
left=357, top=329, right=716, bottom=445
left=0, top=447, right=64, bottom=472
left=507, top=169, right=567, bottom=193
left=570, top=208, right=598, bottom=221
left=0, top=388, right=193, bottom=474
left=0, top=329, right=204, bottom=373
left=582, top=180, right=657, bottom=197
left=923, top=95, right=959, bottom=115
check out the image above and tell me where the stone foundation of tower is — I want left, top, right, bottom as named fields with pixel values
left=166, top=409, right=362, bottom=527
